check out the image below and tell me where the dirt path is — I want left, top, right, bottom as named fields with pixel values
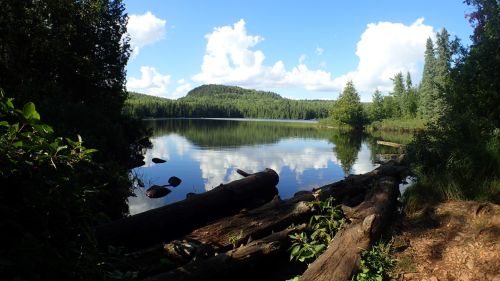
left=391, top=201, right=500, bottom=281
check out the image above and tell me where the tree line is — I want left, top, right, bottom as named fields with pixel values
left=124, top=84, right=335, bottom=120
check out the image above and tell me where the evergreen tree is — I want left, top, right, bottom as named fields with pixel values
left=405, top=71, right=413, bottom=91
left=418, top=38, right=437, bottom=119
left=391, top=72, right=405, bottom=117
left=330, top=81, right=365, bottom=129
left=369, top=89, right=385, bottom=121
left=0, top=0, right=139, bottom=164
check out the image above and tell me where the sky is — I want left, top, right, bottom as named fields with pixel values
left=123, top=0, right=475, bottom=102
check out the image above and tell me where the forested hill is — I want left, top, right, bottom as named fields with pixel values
left=124, top=84, right=335, bottom=120
left=185, top=84, right=282, bottom=100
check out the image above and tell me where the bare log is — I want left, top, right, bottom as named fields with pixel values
left=301, top=176, right=400, bottom=281
left=376, top=140, right=405, bottom=148
left=142, top=224, right=307, bottom=281
left=95, top=169, right=279, bottom=252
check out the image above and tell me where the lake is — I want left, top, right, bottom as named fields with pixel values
left=128, top=118, right=408, bottom=215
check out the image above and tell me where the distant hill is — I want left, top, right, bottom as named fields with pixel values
left=124, top=84, right=335, bottom=120
left=184, top=84, right=283, bottom=100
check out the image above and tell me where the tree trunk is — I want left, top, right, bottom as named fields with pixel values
left=301, top=176, right=400, bottom=281
left=142, top=224, right=307, bottom=281
left=95, top=168, right=279, bottom=252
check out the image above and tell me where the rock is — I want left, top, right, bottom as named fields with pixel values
left=146, top=185, right=172, bottom=198
left=430, top=276, right=438, bottom=281
left=152, top=157, right=167, bottom=164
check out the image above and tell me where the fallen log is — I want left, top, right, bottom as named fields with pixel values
left=126, top=160, right=408, bottom=279
left=95, top=168, right=279, bottom=252
left=142, top=224, right=307, bottom=281
left=301, top=176, right=400, bottom=281
left=376, top=140, right=405, bottom=148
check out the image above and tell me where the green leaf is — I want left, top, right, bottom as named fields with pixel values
left=13, top=141, right=23, bottom=148
left=6, top=98, right=14, bottom=109
left=290, top=245, right=300, bottom=257
left=313, top=244, right=326, bottom=253
left=22, top=102, right=40, bottom=120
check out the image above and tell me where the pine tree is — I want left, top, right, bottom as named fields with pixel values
left=330, top=81, right=365, bottom=129
left=418, top=38, right=437, bottom=119
left=369, top=89, right=385, bottom=121
left=391, top=72, right=405, bottom=117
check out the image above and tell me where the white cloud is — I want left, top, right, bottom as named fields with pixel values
left=127, top=66, right=171, bottom=96
left=193, top=18, right=435, bottom=101
left=192, top=19, right=337, bottom=92
left=333, top=18, right=435, bottom=98
left=299, top=54, right=307, bottom=64
left=173, top=79, right=193, bottom=98
left=316, top=47, right=324, bottom=55
left=127, top=11, right=167, bottom=57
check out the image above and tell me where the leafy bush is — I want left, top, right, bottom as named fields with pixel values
left=289, top=197, right=344, bottom=263
left=0, top=91, right=109, bottom=280
left=352, top=241, right=394, bottom=281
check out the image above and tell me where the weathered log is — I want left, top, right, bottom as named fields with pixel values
left=142, top=224, right=307, bottom=281
left=95, top=168, right=279, bottom=252
left=126, top=161, right=409, bottom=279
left=301, top=176, right=400, bottom=281
left=376, top=140, right=405, bottom=148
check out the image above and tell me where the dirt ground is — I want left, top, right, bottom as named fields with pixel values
left=391, top=201, right=500, bottom=281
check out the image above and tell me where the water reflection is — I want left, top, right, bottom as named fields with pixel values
left=129, top=119, right=410, bottom=215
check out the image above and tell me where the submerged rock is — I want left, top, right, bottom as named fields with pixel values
left=146, top=185, right=171, bottom=198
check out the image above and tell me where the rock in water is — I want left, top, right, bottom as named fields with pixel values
left=146, top=185, right=171, bottom=198
left=152, top=158, right=167, bottom=164
left=168, top=176, right=182, bottom=187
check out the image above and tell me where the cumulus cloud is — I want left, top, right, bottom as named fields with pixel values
left=126, top=66, right=171, bottom=96
left=193, top=18, right=435, bottom=101
left=127, top=11, right=167, bottom=57
left=192, top=19, right=337, bottom=92
left=333, top=18, right=435, bottom=96
left=173, top=79, right=193, bottom=98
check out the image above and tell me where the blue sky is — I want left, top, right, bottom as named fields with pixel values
left=124, top=0, right=474, bottom=101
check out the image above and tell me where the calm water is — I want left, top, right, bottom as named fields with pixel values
left=128, top=119, right=406, bottom=215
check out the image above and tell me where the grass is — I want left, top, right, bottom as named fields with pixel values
left=367, top=118, right=427, bottom=132
left=396, top=255, right=416, bottom=273
left=403, top=176, right=500, bottom=214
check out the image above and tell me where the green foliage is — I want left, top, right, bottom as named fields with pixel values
left=368, top=90, right=385, bottom=122
left=368, top=118, right=426, bottom=132
left=289, top=197, right=344, bottom=263
left=330, top=81, right=366, bottom=129
left=352, top=241, right=394, bottom=281
left=0, top=0, right=149, bottom=166
left=0, top=92, right=108, bottom=280
left=408, top=0, right=500, bottom=206
left=124, top=85, right=334, bottom=120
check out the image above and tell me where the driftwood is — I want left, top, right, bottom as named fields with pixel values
left=142, top=224, right=307, bottom=281
left=95, top=168, right=279, bottom=252
left=301, top=176, right=400, bottom=281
